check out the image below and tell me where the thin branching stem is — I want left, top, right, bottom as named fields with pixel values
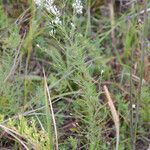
left=128, top=20, right=135, bottom=150
left=135, top=0, right=148, bottom=142
left=129, top=45, right=135, bottom=150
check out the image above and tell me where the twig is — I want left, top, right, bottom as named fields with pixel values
left=108, top=0, right=116, bottom=53
left=103, top=85, right=120, bottom=150
left=102, top=81, right=129, bottom=96
left=0, top=124, right=29, bottom=150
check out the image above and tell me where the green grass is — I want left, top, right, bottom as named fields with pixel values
left=0, top=0, right=150, bottom=150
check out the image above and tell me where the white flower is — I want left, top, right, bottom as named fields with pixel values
left=45, top=0, right=61, bottom=16
left=101, top=70, right=104, bottom=75
left=72, top=0, right=83, bottom=14
left=45, top=0, right=53, bottom=5
left=34, top=0, right=61, bottom=16
left=53, top=16, right=62, bottom=25
left=34, top=0, right=43, bottom=6
left=34, top=0, right=62, bottom=25
left=70, top=22, right=75, bottom=29
left=49, top=29, right=56, bottom=35
left=132, top=104, right=136, bottom=109
left=36, top=44, right=40, bottom=48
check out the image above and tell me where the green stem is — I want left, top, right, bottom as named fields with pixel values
left=129, top=46, right=135, bottom=150
left=135, top=0, right=148, bottom=144
left=85, top=0, right=91, bottom=37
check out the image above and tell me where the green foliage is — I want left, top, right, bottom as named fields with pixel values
left=4, top=116, right=50, bottom=149
left=0, top=1, right=149, bottom=150
left=140, top=86, right=150, bottom=123
left=68, top=136, right=78, bottom=150
left=0, top=5, right=8, bottom=29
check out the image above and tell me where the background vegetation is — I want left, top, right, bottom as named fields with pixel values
left=0, top=0, right=150, bottom=149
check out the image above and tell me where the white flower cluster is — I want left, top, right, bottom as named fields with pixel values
left=72, top=0, right=83, bottom=14
left=35, top=0, right=42, bottom=6
left=34, top=0, right=62, bottom=25
left=45, top=0, right=60, bottom=16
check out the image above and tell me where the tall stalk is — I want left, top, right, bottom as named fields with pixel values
left=135, top=0, right=148, bottom=143
left=108, top=0, right=116, bottom=54
left=86, top=0, right=91, bottom=37
left=127, top=19, right=137, bottom=150
left=129, top=42, right=135, bottom=150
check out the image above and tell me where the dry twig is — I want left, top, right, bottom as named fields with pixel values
left=0, top=124, right=29, bottom=150
left=103, top=85, right=120, bottom=150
